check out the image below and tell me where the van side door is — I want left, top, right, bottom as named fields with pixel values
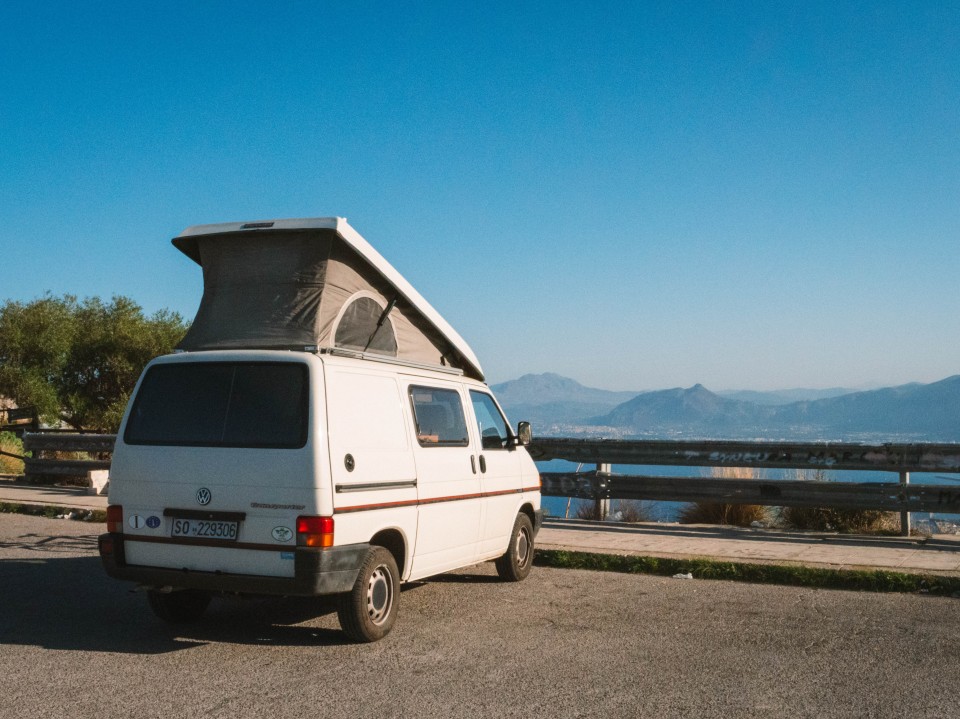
left=468, top=390, right=526, bottom=556
left=406, top=382, right=482, bottom=578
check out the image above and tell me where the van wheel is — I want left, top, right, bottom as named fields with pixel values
left=495, top=513, right=534, bottom=582
left=337, top=546, right=399, bottom=642
left=146, top=589, right=211, bottom=623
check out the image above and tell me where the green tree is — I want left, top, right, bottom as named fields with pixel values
left=0, top=295, right=188, bottom=431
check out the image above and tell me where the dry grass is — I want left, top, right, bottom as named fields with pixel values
left=617, top=500, right=654, bottom=523
left=575, top=499, right=654, bottom=523
left=0, top=432, right=26, bottom=474
left=776, top=469, right=900, bottom=534
left=779, top=505, right=899, bottom=534
left=575, top=500, right=603, bottom=521
left=678, top=466, right=771, bottom=527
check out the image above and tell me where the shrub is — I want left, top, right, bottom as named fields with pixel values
left=678, top=501, right=770, bottom=527
left=575, top=500, right=603, bottom=521
left=779, top=507, right=900, bottom=534
left=678, top=466, right=771, bottom=527
left=779, top=506, right=899, bottom=534
left=617, top=500, right=654, bottom=523
left=777, top=469, right=899, bottom=534
left=574, top=499, right=653, bottom=523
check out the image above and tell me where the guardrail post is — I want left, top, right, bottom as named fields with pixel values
left=900, top=471, right=911, bottom=537
left=596, top=463, right=611, bottom=520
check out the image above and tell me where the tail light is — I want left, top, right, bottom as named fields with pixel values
left=296, top=516, right=334, bottom=548
left=107, top=505, right=124, bottom=533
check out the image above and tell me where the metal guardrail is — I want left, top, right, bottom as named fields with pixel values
left=527, top=438, right=960, bottom=473
left=0, top=406, right=39, bottom=434
left=529, top=438, right=960, bottom=535
left=13, top=433, right=960, bottom=534
left=21, top=432, right=115, bottom=479
left=23, top=433, right=116, bottom=453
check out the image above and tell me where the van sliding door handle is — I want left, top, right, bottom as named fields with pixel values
left=470, top=455, right=477, bottom=474
left=479, top=455, right=487, bottom=473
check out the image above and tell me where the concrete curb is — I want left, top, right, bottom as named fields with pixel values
left=534, top=547, right=960, bottom=596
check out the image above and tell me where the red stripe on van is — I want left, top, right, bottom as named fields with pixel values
left=334, top=486, right=541, bottom=515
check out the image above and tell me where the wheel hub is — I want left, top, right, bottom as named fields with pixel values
left=366, top=566, right=394, bottom=625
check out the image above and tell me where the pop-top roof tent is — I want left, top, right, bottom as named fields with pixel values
left=172, top=217, right=484, bottom=381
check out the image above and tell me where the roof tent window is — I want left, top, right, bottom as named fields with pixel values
left=334, top=296, right=398, bottom=356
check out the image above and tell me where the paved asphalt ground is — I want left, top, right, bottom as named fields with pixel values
left=1, top=514, right=958, bottom=719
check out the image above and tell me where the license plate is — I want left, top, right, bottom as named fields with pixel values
left=170, top=518, right=239, bottom=541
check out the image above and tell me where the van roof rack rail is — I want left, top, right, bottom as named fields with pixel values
left=317, top=346, right=465, bottom=377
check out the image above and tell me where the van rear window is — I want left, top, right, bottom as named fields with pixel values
left=124, top=362, right=308, bottom=448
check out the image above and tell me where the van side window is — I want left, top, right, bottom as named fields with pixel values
left=409, top=386, right=469, bottom=447
left=469, top=391, right=511, bottom=450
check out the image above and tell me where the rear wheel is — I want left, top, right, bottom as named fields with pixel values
left=337, top=546, right=399, bottom=642
left=495, top=513, right=534, bottom=581
left=146, top=589, right=211, bottom=623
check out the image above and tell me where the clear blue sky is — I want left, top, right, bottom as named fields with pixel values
left=3, top=2, right=958, bottom=391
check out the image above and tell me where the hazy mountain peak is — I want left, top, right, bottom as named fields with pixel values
left=490, top=373, right=639, bottom=407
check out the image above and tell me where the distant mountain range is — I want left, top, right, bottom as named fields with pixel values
left=491, top=373, right=960, bottom=442
left=490, top=373, right=638, bottom=426
left=715, top=387, right=865, bottom=405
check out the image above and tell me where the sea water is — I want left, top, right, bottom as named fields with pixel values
left=537, top=459, right=960, bottom=523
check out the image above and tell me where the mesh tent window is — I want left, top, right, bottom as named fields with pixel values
left=334, top=296, right=398, bottom=356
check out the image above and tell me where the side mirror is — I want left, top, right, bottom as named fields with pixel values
left=516, top=421, right=532, bottom=446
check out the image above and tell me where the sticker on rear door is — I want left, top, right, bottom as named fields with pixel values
left=272, top=526, right=293, bottom=542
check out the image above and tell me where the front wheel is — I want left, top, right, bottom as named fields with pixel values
left=495, top=513, right=534, bottom=581
left=146, top=589, right=211, bottom=623
left=337, top=546, right=400, bottom=642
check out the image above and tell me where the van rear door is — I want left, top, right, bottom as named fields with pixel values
left=113, top=358, right=317, bottom=579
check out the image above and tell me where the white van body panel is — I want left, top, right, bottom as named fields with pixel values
left=322, top=357, right=420, bottom=578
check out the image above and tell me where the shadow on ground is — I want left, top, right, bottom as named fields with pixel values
left=0, top=532, right=360, bottom=653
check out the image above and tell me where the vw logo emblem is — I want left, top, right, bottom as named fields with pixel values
left=196, top=488, right=212, bottom=506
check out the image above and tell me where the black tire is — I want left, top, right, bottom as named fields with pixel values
left=146, top=589, right=211, bottom=623
left=495, top=513, right=534, bottom=582
left=337, top=546, right=400, bottom=642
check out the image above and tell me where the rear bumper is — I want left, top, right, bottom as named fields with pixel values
left=98, top=533, right=367, bottom=596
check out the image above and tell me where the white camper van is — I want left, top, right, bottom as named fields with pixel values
left=99, top=218, right=542, bottom=642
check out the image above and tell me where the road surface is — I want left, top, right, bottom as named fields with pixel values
left=0, top=513, right=956, bottom=718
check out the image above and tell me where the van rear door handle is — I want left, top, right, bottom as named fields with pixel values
left=470, top=455, right=477, bottom=474
left=479, top=455, right=487, bottom=473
